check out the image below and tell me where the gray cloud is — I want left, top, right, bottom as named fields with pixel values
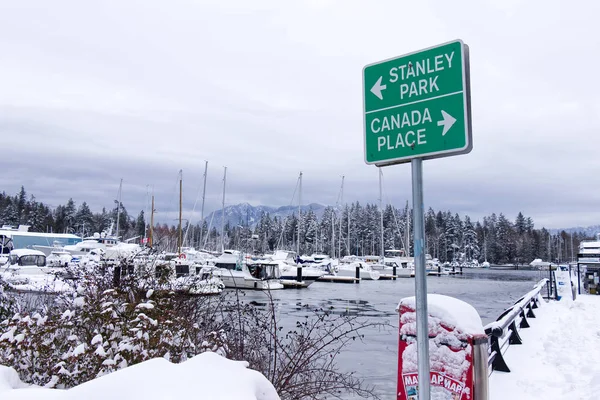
left=1, top=0, right=599, bottom=229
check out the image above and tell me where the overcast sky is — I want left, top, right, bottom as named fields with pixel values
left=1, top=0, right=599, bottom=229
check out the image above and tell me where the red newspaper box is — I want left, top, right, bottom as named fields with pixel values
left=396, top=294, right=488, bottom=400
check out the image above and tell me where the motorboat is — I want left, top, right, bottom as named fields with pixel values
left=0, top=249, right=72, bottom=293
left=268, top=250, right=325, bottom=288
left=337, top=261, right=380, bottom=280
left=148, top=256, right=224, bottom=295
left=46, top=250, right=73, bottom=267
left=208, top=250, right=283, bottom=290
left=372, top=260, right=413, bottom=278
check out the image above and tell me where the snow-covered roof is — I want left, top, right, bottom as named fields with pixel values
left=9, top=249, right=46, bottom=257
left=0, top=230, right=80, bottom=239
left=397, top=294, right=484, bottom=335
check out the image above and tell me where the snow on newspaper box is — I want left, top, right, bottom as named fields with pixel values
left=396, top=294, right=487, bottom=400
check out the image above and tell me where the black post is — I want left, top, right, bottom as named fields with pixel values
left=548, top=267, right=552, bottom=298
left=438, top=265, right=441, bottom=276
left=113, top=266, right=121, bottom=287
left=355, top=265, right=360, bottom=283
left=577, top=263, right=581, bottom=295
left=296, top=266, right=302, bottom=282
left=393, top=265, right=397, bottom=280
left=552, top=268, right=558, bottom=300
left=460, top=266, right=463, bottom=275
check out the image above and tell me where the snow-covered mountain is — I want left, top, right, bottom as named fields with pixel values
left=203, top=202, right=326, bottom=229
left=550, top=225, right=600, bottom=237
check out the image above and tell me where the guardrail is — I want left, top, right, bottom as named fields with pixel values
left=484, top=278, right=549, bottom=374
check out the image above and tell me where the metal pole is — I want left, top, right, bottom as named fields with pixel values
left=297, top=172, right=302, bottom=257
left=411, top=158, right=430, bottom=400
left=199, top=161, right=208, bottom=249
left=149, top=194, right=154, bottom=247
left=220, top=167, right=227, bottom=253
left=116, top=178, right=122, bottom=240
left=379, top=168, right=385, bottom=263
left=178, top=170, right=183, bottom=255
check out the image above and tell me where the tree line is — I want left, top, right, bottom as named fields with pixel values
left=0, top=187, right=145, bottom=240
left=0, top=187, right=589, bottom=264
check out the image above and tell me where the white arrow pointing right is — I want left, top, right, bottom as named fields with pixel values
left=437, top=110, right=456, bottom=136
left=370, top=76, right=387, bottom=100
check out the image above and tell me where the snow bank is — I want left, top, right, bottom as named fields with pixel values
left=0, top=366, right=29, bottom=392
left=398, top=294, right=485, bottom=335
left=0, top=352, right=280, bottom=400
left=490, top=294, right=600, bottom=400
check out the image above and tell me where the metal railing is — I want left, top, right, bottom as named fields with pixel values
left=484, top=278, right=549, bottom=374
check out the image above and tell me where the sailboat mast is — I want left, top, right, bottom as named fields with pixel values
left=178, top=170, right=183, bottom=255
left=149, top=193, right=154, bottom=247
left=379, top=168, right=384, bottom=262
left=220, top=167, right=227, bottom=253
left=116, top=178, right=122, bottom=240
left=338, top=175, right=344, bottom=257
left=571, top=232, right=574, bottom=262
left=199, top=161, right=208, bottom=249
left=347, top=204, right=350, bottom=256
left=297, top=172, right=302, bottom=256
left=331, top=209, right=335, bottom=258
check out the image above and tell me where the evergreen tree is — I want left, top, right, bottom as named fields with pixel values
left=135, top=211, right=146, bottom=238
left=74, top=202, right=94, bottom=236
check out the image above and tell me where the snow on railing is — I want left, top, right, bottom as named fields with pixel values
left=483, top=278, right=548, bottom=375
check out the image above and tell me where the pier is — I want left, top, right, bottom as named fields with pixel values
left=489, top=293, right=600, bottom=399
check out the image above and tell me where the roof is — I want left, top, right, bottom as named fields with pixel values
left=10, top=249, right=46, bottom=257
left=0, top=230, right=81, bottom=239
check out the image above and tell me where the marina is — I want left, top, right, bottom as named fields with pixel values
left=236, top=268, right=549, bottom=398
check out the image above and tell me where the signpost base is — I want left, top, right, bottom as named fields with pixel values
left=411, top=158, right=430, bottom=399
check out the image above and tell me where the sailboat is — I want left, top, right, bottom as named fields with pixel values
left=150, top=171, right=224, bottom=295
left=205, top=167, right=283, bottom=290
left=482, top=230, right=490, bottom=268
left=370, top=170, right=414, bottom=278
left=270, top=172, right=325, bottom=288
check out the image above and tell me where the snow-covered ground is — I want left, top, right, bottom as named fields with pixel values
left=490, top=294, right=600, bottom=400
left=0, top=352, right=280, bottom=400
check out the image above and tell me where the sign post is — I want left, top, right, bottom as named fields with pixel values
left=363, top=39, right=471, bottom=400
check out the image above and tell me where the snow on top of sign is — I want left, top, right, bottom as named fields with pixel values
left=397, top=294, right=484, bottom=335
left=0, top=352, right=280, bottom=400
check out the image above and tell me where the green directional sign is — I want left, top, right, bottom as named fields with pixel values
left=363, top=40, right=472, bottom=165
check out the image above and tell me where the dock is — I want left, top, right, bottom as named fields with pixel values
left=317, top=274, right=360, bottom=283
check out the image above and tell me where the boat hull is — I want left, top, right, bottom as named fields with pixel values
left=213, top=270, right=283, bottom=290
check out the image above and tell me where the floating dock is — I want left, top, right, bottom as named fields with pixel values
left=317, top=274, right=360, bottom=283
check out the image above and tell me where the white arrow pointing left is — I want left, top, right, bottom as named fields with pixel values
left=370, top=76, right=387, bottom=100
left=437, top=110, right=456, bottom=136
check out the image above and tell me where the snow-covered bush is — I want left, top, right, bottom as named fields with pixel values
left=1, top=259, right=382, bottom=399
left=0, top=277, right=14, bottom=322
left=0, top=263, right=227, bottom=388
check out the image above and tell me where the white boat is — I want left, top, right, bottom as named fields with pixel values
left=337, top=261, right=380, bottom=280
left=529, top=258, right=552, bottom=270
left=268, top=250, right=325, bottom=288
left=0, top=249, right=72, bottom=293
left=209, top=250, right=283, bottom=290
left=383, top=249, right=414, bottom=277
left=148, top=257, right=224, bottom=295
left=372, top=261, right=412, bottom=278
left=63, top=233, right=119, bottom=256
left=46, top=250, right=73, bottom=267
